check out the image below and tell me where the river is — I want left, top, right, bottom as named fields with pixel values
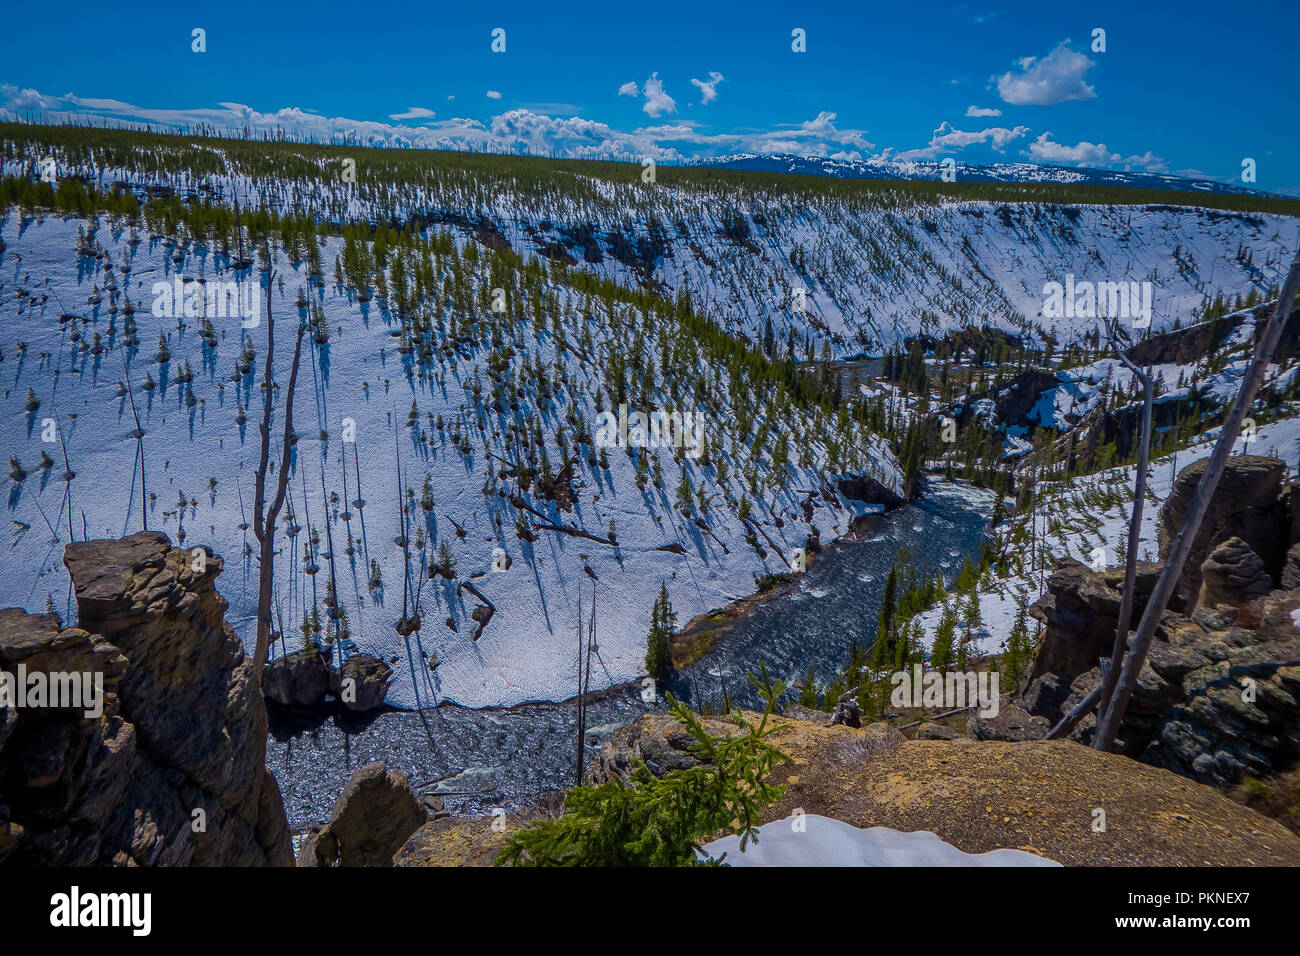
left=265, top=480, right=994, bottom=831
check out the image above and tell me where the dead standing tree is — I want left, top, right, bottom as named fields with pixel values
left=252, top=250, right=307, bottom=681
left=1048, top=317, right=1155, bottom=739
left=1092, top=246, right=1300, bottom=751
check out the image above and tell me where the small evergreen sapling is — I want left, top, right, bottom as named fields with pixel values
left=496, top=667, right=790, bottom=866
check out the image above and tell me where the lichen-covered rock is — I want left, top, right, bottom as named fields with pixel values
left=0, top=532, right=292, bottom=866
left=1049, top=595, right=1300, bottom=788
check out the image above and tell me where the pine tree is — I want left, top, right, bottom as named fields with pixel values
left=931, top=606, right=957, bottom=672
left=869, top=563, right=899, bottom=671
left=799, top=666, right=818, bottom=708
left=436, top=539, right=456, bottom=578
left=958, top=592, right=981, bottom=669
left=644, top=582, right=676, bottom=680
left=1003, top=596, right=1032, bottom=689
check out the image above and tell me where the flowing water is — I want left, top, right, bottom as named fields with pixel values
left=266, top=481, right=994, bottom=830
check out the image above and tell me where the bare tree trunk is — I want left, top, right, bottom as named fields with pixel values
left=1094, top=320, right=1155, bottom=732
left=252, top=257, right=306, bottom=682
left=1094, top=247, right=1300, bottom=751
left=574, top=590, right=584, bottom=787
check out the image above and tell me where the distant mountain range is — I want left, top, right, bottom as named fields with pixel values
left=691, top=153, right=1280, bottom=198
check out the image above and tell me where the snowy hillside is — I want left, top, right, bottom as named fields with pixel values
left=5, top=128, right=1298, bottom=360
left=0, top=212, right=896, bottom=709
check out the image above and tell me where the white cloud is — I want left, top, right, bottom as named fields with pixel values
left=965, top=105, right=1002, bottom=118
left=640, top=73, right=677, bottom=117
left=0, top=85, right=62, bottom=110
left=690, top=71, right=724, bottom=105
left=1027, top=132, right=1167, bottom=172
left=994, top=41, right=1097, bottom=106
left=894, top=121, right=1029, bottom=160
left=486, top=90, right=502, bottom=100
left=388, top=106, right=436, bottom=121
left=0, top=84, right=876, bottom=164
left=617, top=81, right=639, bottom=97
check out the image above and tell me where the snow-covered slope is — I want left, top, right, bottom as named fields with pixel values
left=0, top=213, right=896, bottom=709
left=6, top=135, right=1296, bottom=359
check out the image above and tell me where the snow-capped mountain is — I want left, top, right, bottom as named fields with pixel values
left=692, top=153, right=1282, bottom=198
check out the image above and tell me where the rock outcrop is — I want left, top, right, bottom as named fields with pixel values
left=1199, top=536, right=1274, bottom=607
left=262, top=648, right=334, bottom=709
left=1157, top=455, right=1287, bottom=608
left=1026, top=557, right=1164, bottom=690
left=0, top=531, right=292, bottom=866
left=1019, top=456, right=1300, bottom=794
left=333, top=654, right=394, bottom=712
left=425, top=709, right=1300, bottom=866
left=262, top=648, right=392, bottom=713
left=296, top=761, right=427, bottom=867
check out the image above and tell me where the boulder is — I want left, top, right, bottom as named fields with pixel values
left=296, top=762, right=427, bottom=867
left=782, top=702, right=831, bottom=726
left=829, top=692, right=862, bottom=728
left=1158, top=456, right=1287, bottom=607
left=262, top=648, right=333, bottom=709
left=914, top=721, right=962, bottom=740
left=1198, top=537, right=1274, bottom=608
left=1020, top=672, right=1071, bottom=721
left=586, top=713, right=712, bottom=783
left=967, top=697, right=1050, bottom=742
left=332, top=653, right=393, bottom=712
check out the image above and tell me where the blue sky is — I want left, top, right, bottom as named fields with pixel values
left=3, top=0, right=1298, bottom=190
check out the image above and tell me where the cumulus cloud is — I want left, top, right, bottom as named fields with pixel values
left=0, top=84, right=882, bottom=165
left=388, top=106, right=436, bottom=120
left=1027, top=132, right=1167, bottom=172
left=994, top=42, right=1097, bottom=106
left=486, top=90, right=502, bottom=100
left=0, top=84, right=62, bottom=111
left=894, top=121, right=1029, bottom=160
left=965, top=105, right=1002, bottom=118
left=640, top=73, right=677, bottom=117
left=690, top=71, right=724, bottom=105
left=617, top=81, right=639, bottom=97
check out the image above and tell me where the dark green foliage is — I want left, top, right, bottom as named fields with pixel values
left=644, top=582, right=676, bottom=681
left=496, top=668, right=790, bottom=866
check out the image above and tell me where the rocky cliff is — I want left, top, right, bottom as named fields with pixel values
left=0, top=531, right=292, bottom=866
left=1020, top=456, right=1300, bottom=793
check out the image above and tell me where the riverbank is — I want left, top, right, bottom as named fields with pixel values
left=267, top=481, right=996, bottom=829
